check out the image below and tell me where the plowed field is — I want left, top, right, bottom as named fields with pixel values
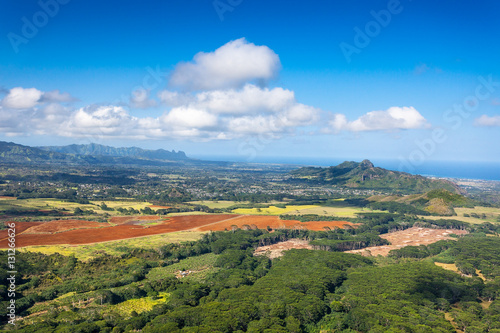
left=194, top=215, right=354, bottom=231
left=22, top=220, right=107, bottom=234
left=0, top=214, right=352, bottom=248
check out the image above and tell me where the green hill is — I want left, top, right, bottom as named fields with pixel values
left=0, top=141, right=75, bottom=163
left=368, top=188, right=478, bottom=216
left=290, top=159, right=461, bottom=194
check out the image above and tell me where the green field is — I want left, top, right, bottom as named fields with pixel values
left=168, top=211, right=213, bottom=216
left=285, top=205, right=384, bottom=217
left=19, top=231, right=205, bottom=261
left=230, top=204, right=382, bottom=217
left=420, top=206, right=500, bottom=224
left=0, top=198, right=155, bottom=215
left=188, top=200, right=245, bottom=209
left=105, top=292, right=169, bottom=317
left=232, top=205, right=318, bottom=215
left=146, top=253, right=220, bottom=282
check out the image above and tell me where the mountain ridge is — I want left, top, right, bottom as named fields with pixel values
left=290, top=159, right=462, bottom=194
left=38, top=143, right=188, bottom=161
left=0, top=141, right=190, bottom=166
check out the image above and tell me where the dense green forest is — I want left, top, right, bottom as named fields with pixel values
left=1, top=229, right=500, bottom=332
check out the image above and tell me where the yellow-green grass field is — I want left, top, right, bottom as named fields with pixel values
left=232, top=205, right=318, bottom=215
left=146, top=253, right=220, bottom=282
left=188, top=200, right=246, bottom=209
left=284, top=206, right=385, bottom=217
left=19, top=231, right=205, bottom=261
left=187, top=200, right=289, bottom=210
left=0, top=198, right=160, bottom=215
left=106, top=292, right=169, bottom=317
left=420, top=206, right=500, bottom=224
left=231, top=204, right=383, bottom=217
left=167, top=211, right=213, bottom=216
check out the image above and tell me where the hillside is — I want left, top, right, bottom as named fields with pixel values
left=39, top=143, right=188, bottom=161
left=0, top=141, right=190, bottom=166
left=290, top=159, right=461, bottom=193
left=368, top=189, right=479, bottom=216
left=0, top=141, right=76, bottom=164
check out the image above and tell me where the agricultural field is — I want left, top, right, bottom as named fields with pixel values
left=146, top=253, right=220, bottom=282
left=0, top=197, right=157, bottom=215
left=284, top=205, right=384, bottom=217
left=2, top=213, right=354, bottom=250
left=0, top=215, right=239, bottom=248
left=167, top=211, right=212, bottom=216
left=188, top=200, right=246, bottom=209
left=419, top=206, right=500, bottom=224
left=231, top=204, right=318, bottom=215
left=18, top=231, right=204, bottom=261
left=194, top=215, right=354, bottom=232
left=22, top=219, right=109, bottom=234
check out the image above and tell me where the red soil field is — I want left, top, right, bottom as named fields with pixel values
left=195, top=215, right=355, bottom=232
left=0, top=222, right=43, bottom=240
left=0, top=214, right=238, bottom=248
left=110, top=215, right=162, bottom=225
left=0, top=196, right=16, bottom=200
left=22, top=220, right=108, bottom=234
left=0, top=214, right=352, bottom=248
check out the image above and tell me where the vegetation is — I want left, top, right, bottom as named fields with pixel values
left=2, top=229, right=500, bottom=332
left=1, top=145, right=500, bottom=331
left=290, top=159, right=461, bottom=193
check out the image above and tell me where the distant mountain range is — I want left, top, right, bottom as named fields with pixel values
left=0, top=141, right=191, bottom=166
left=290, top=159, right=462, bottom=193
left=39, top=143, right=188, bottom=161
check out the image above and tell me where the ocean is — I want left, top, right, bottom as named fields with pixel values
left=193, top=155, right=500, bottom=181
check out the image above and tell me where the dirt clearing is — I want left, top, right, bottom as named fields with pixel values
left=254, top=239, right=312, bottom=259
left=346, top=227, right=468, bottom=256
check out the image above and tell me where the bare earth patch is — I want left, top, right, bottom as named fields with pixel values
left=254, top=239, right=312, bottom=259
left=346, top=227, right=468, bottom=257
left=22, top=220, right=108, bottom=234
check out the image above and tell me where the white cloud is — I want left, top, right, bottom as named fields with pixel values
left=59, top=105, right=138, bottom=137
left=130, top=88, right=157, bottom=109
left=474, top=115, right=500, bottom=127
left=195, top=84, right=294, bottom=115
left=2, top=87, right=43, bottom=109
left=161, top=107, right=218, bottom=129
left=169, top=38, right=281, bottom=91
left=0, top=83, right=321, bottom=140
left=158, top=90, right=194, bottom=107
left=279, top=104, right=320, bottom=127
left=1, top=87, right=76, bottom=110
left=329, top=106, right=429, bottom=132
left=41, top=90, right=77, bottom=103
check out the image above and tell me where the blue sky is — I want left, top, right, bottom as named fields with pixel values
left=1, top=0, right=500, bottom=167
